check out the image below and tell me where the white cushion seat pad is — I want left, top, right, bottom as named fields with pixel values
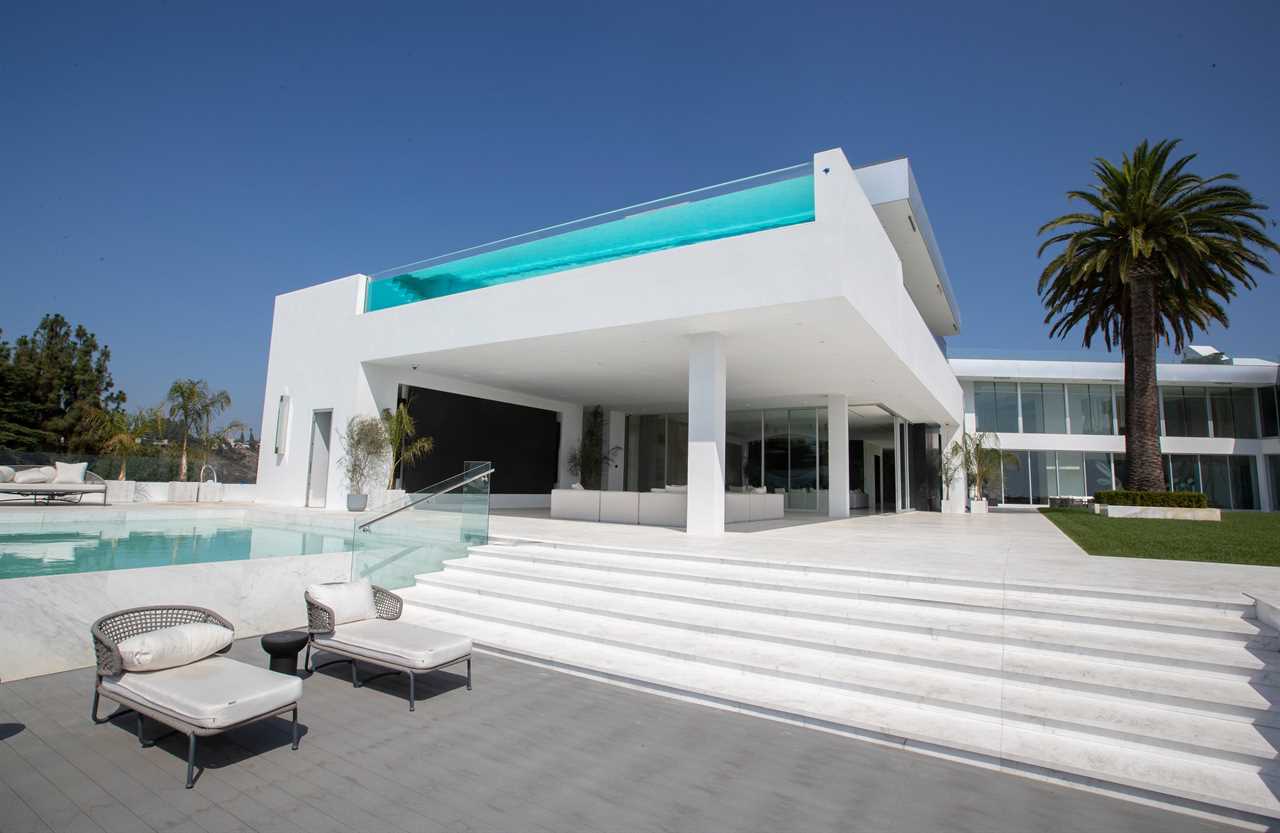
left=0, top=482, right=104, bottom=493
left=315, top=619, right=471, bottom=671
left=100, top=656, right=302, bottom=730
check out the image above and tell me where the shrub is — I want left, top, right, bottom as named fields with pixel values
left=1093, top=490, right=1208, bottom=509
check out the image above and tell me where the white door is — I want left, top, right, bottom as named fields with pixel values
left=305, top=411, right=333, bottom=508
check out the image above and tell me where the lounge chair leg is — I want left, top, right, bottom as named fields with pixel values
left=136, top=713, right=147, bottom=747
left=351, top=660, right=360, bottom=688
left=186, top=734, right=197, bottom=789
left=408, top=671, right=415, bottom=712
left=303, top=642, right=311, bottom=672
left=466, top=658, right=472, bottom=691
left=91, top=688, right=131, bottom=725
left=290, top=707, right=299, bottom=750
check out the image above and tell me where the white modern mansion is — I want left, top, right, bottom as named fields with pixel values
left=255, top=148, right=1280, bottom=528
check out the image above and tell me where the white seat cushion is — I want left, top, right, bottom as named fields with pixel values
left=0, top=482, right=104, bottom=493
left=100, top=655, right=301, bottom=730
left=117, top=623, right=234, bottom=672
left=53, top=461, right=88, bottom=483
left=0, top=466, right=13, bottom=483
left=314, top=619, right=471, bottom=671
left=307, top=578, right=378, bottom=625
left=12, top=468, right=51, bottom=484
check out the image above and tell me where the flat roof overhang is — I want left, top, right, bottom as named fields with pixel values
left=366, top=298, right=961, bottom=427
left=853, top=158, right=961, bottom=338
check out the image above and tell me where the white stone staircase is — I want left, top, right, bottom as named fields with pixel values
left=396, top=538, right=1280, bottom=823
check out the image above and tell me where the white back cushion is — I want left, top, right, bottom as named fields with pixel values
left=13, top=468, right=50, bottom=484
left=0, top=466, right=13, bottom=483
left=307, top=578, right=377, bottom=625
left=117, top=622, right=234, bottom=672
left=54, top=461, right=88, bottom=483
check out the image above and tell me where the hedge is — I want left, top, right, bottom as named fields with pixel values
left=1093, top=490, right=1209, bottom=509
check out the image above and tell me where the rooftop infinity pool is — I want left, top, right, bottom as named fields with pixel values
left=0, top=519, right=354, bottom=579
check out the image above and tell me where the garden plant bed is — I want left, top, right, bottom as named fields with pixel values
left=1041, top=507, right=1280, bottom=566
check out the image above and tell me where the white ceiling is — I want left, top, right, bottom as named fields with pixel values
left=369, top=299, right=951, bottom=423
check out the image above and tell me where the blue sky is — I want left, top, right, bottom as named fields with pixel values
left=3, top=0, right=1278, bottom=431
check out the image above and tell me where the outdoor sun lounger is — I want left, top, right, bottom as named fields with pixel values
left=0, top=468, right=108, bottom=504
left=304, top=581, right=472, bottom=711
left=90, top=605, right=302, bottom=788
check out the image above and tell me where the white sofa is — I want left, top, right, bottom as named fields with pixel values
left=0, top=464, right=108, bottom=504
left=551, top=488, right=784, bottom=526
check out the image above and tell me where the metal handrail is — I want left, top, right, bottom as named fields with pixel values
left=357, top=462, right=495, bottom=532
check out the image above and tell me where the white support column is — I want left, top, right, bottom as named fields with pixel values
left=827, top=394, right=850, bottom=518
left=558, top=406, right=583, bottom=488
left=687, top=333, right=726, bottom=536
left=892, top=417, right=904, bottom=513
left=606, top=410, right=626, bottom=491
left=942, top=423, right=966, bottom=512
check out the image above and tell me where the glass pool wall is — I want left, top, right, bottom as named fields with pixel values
left=365, top=163, right=815, bottom=312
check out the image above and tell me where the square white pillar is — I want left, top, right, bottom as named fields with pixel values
left=827, top=394, right=850, bottom=518
left=558, top=406, right=583, bottom=488
left=687, top=333, right=726, bottom=535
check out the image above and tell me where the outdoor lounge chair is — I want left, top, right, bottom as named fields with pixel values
left=90, top=605, right=302, bottom=788
left=304, top=579, right=472, bottom=711
left=0, top=463, right=108, bottom=504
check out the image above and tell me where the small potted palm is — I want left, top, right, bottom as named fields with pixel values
left=339, top=415, right=388, bottom=511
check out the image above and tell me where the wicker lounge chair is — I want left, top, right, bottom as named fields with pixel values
left=90, top=606, right=302, bottom=788
left=304, top=581, right=472, bottom=711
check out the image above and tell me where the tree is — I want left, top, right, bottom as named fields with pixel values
left=0, top=315, right=124, bottom=451
left=198, top=388, right=232, bottom=474
left=339, top=415, right=388, bottom=497
left=1038, top=140, right=1277, bottom=491
left=947, top=432, right=1017, bottom=504
left=96, top=407, right=163, bottom=480
left=381, top=401, right=434, bottom=489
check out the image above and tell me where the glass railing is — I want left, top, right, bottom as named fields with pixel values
left=365, top=162, right=815, bottom=312
left=350, top=462, right=493, bottom=590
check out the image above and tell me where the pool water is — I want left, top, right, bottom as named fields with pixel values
left=366, top=173, right=816, bottom=312
left=0, top=519, right=354, bottom=580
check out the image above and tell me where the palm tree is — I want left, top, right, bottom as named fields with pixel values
left=166, top=379, right=207, bottom=481
left=380, top=402, right=434, bottom=489
left=198, top=388, right=232, bottom=474
left=99, top=407, right=163, bottom=480
left=1037, top=140, right=1277, bottom=492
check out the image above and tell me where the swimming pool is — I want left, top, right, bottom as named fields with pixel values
left=0, top=518, right=354, bottom=579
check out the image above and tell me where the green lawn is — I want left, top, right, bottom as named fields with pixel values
left=1040, top=508, right=1280, bottom=566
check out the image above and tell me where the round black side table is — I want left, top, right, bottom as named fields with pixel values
left=261, top=630, right=309, bottom=675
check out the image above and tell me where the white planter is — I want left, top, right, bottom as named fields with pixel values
left=167, top=482, right=199, bottom=503
left=1096, top=505, right=1220, bottom=522
left=104, top=480, right=136, bottom=504
left=969, top=498, right=988, bottom=514
left=940, top=498, right=963, bottom=514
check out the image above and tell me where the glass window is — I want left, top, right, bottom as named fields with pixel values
left=1028, top=450, right=1057, bottom=503
left=1168, top=455, right=1200, bottom=493
left=1200, top=455, right=1232, bottom=509
left=665, top=414, right=688, bottom=486
left=1056, top=451, right=1085, bottom=496
left=764, top=409, right=789, bottom=495
left=1162, top=387, right=1187, bottom=437
left=726, top=411, right=763, bottom=488
left=974, top=382, right=996, bottom=432
left=1269, top=456, right=1280, bottom=510
left=1084, top=452, right=1113, bottom=496
left=994, top=383, right=1019, bottom=433
left=1068, top=384, right=1091, bottom=435
left=1232, top=389, right=1258, bottom=439
left=788, top=409, right=817, bottom=510
left=1229, top=456, right=1259, bottom=510
left=1184, top=387, right=1209, bottom=437
left=625, top=414, right=668, bottom=492
left=1089, top=385, right=1114, bottom=435
left=1261, top=388, right=1279, bottom=437
left=1020, top=385, right=1044, bottom=434
left=1113, top=454, right=1128, bottom=490
left=1044, top=384, right=1067, bottom=433
left=1210, top=389, right=1235, bottom=438
left=1001, top=450, right=1029, bottom=504
left=1115, top=387, right=1126, bottom=434
left=980, top=451, right=1003, bottom=504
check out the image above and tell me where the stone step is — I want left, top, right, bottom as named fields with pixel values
left=467, top=544, right=1268, bottom=641
left=403, top=581, right=1280, bottom=770
left=424, top=566, right=1280, bottom=723
left=399, top=600, right=1280, bottom=821
left=445, top=555, right=1280, bottom=677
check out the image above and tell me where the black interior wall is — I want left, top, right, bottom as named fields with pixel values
left=398, top=386, right=560, bottom=495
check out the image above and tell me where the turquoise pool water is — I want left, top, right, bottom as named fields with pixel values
left=0, top=519, right=353, bottom=580
left=366, top=172, right=815, bottom=312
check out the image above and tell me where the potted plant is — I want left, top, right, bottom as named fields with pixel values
left=339, top=415, right=388, bottom=511
left=380, top=399, right=435, bottom=493
left=948, top=432, right=1017, bottom=513
left=939, top=441, right=964, bottom=513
